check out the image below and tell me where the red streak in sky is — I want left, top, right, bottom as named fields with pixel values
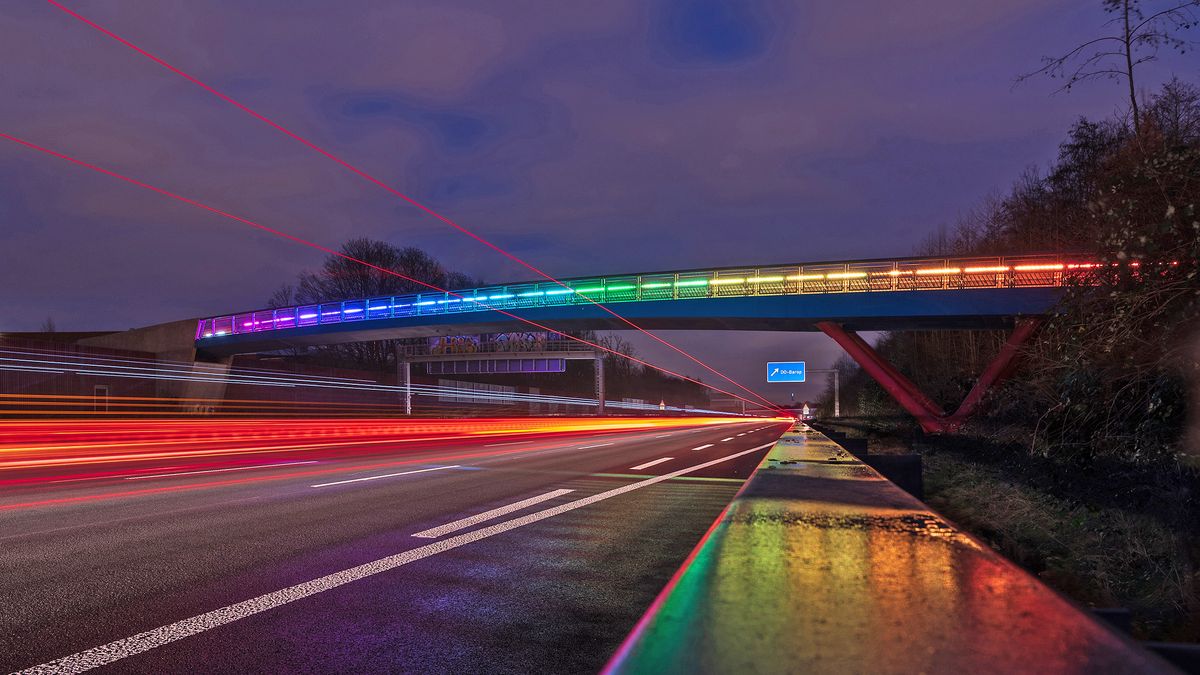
left=40, top=0, right=781, bottom=413
left=0, top=130, right=783, bottom=414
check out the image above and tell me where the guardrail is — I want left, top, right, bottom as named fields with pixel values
left=604, top=422, right=1173, bottom=673
left=197, top=254, right=1093, bottom=340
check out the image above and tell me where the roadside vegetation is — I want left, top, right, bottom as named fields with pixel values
left=820, top=0, right=1200, bottom=640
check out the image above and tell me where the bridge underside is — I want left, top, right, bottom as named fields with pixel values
left=196, top=287, right=1062, bottom=357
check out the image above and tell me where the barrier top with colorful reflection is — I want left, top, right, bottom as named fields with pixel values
left=604, top=423, right=1171, bottom=674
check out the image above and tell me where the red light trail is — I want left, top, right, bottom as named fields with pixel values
left=0, top=130, right=786, bottom=414
left=40, top=0, right=782, bottom=413
left=0, top=417, right=786, bottom=508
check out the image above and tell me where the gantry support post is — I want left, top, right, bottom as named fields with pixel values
left=833, top=369, right=840, bottom=418
left=815, top=320, right=1041, bottom=434
left=395, top=349, right=412, bottom=416
left=595, top=355, right=606, bottom=416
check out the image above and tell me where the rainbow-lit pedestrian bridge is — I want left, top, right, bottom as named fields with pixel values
left=195, top=253, right=1086, bottom=356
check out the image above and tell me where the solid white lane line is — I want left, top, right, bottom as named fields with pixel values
left=123, top=461, right=317, bottom=481
left=721, top=437, right=734, bottom=442
left=578, top=442, right=614, bottom=449
left=629, top=457, right=673, bottom=471
left=484, top=440, right=533, bottom=447
left=309, top=465, right=459, bottom=488
left=692, top=444, right=713, bottom=451
left=23, top=442, right=776, bottom=675
left=412, top=489, right=575, bottom=539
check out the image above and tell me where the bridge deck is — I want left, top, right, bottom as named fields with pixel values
left=196, top=254, right=1084, bottom=354
left=605, top=425, right=1170, bottom=674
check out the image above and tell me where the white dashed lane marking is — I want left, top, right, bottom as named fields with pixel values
left=628, top=457, right=673, bottom=471
left=309, top=465, right=458, bottom=488
left=412, top=489, right=574, bottom=539
left=20, top=443, right=777, bottom=674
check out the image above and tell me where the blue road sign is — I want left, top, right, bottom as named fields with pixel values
left=767, top=361, right=805, bottom=383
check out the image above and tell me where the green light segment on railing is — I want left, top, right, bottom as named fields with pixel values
left=640, top=282, right=671, bottom=289
left=674, top=279, right=709, bottom=287
left=606, top=284, right=637, bottom=291
left=573, top=286, right=604, bottom=293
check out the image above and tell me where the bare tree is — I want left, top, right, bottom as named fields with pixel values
left=265, top=284, right=295, bottom=309
left=1019, top=0, right=1199, bottom=134
left=39, top=316, right=56, bottom=333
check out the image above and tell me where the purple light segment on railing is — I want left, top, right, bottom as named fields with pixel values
left=299, top=313, right=318, bottom=319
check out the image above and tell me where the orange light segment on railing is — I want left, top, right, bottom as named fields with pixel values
left=880, top=270, right=915, bottom=276
left=826, top=272, right=868, bottom=280
left=1013, top=264, right=1065, bottom=271
left=786, top=274, right=826, bottom=281
left=915, top=267, right=961, bottom=275
left=963, top=266, right=1010, bottom=273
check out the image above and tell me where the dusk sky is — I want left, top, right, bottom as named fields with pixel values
left=1, top=1, right=1194, bottom=401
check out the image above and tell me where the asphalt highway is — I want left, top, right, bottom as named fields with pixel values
left=0, top=418, right=788, bottom=673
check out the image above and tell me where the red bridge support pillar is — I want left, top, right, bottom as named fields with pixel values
left=815, top=319, right=1042, bottom=434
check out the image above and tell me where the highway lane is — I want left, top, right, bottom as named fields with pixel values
left=1, top=419, right=788, bottom=673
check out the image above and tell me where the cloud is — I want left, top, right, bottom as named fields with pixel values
left=650, top=0, right=781, bottom=66
left=1, top=0, right=1194, bottom=395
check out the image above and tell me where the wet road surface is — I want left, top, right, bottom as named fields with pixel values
left=1, top=418, right=786, bottom=673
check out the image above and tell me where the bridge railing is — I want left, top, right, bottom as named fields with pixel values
left=197, top=254, right=1090, bottom=340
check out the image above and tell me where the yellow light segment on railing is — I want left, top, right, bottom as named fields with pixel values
left=882, top=270, right=914, bottom=276
left=746, top=276, right=785, bottom=283
left=709, top=278, right=746, bottom=285
left=963, top=266, right=1010, bottom=273
left=915, top=267, right=961, bottom=275
left=826, top=272, right=868, bottom=279
left=786, top=274, right=827, bottom=281
left=1013, top=264, right=1064, bottom=271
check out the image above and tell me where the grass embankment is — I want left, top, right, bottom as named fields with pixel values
left=821, top=418, right=1199, bottom=641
